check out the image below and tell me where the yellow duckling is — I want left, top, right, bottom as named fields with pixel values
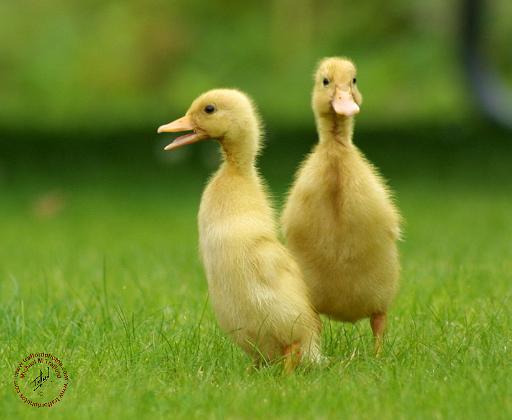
left=281, top=58, right=401, bottom=353
left=158, top=89, right=321, bottom=371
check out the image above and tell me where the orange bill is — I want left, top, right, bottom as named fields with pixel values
left=157, top=115, right=209, bottom=151
left=332, top=90, right=360, bottom=117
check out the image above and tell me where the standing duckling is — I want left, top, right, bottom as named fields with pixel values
left=281, top=58, right=401, bottom=354
left=158, top=89, right=321, bottom=371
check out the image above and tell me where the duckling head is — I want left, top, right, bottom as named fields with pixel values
left=158, top=89, right=261, bottom=167
left=312, top=57, right=362, bottom=119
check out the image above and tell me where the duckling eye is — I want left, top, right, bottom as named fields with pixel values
left=322, top=78, right=330, bottom=87
left=204, top=104, right=215, bottom=114
left=353, top=78, right=357, bottom=84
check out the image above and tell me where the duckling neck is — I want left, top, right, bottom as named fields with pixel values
left=316, top=114, right=354, bottom=146
left=219, top=133, right=258, bottom=175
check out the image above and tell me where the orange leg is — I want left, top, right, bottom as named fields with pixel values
left=283, top=342, right=302, bottom=374
left=370, top=313, right=387, bottom=356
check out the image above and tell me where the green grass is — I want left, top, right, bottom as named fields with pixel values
left=1, top=128, right=511, bottom=419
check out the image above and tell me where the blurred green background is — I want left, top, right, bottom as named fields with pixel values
left=1, top=0, right=511, bottom=133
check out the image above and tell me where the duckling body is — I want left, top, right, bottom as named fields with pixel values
left=199, top=162, right=320, bottom=362
left=158, top=89, right=321, bottom=367
left=281, top=58, right=401, bottom=351
left=282, top=136, right=400, bottom=322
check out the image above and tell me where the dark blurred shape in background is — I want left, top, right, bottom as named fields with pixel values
left=1, top=0, right=510, bottom=136
left=462, top=0, right=512, bottom=129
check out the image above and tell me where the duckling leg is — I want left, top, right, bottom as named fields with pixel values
left=370, top=313, right=386, bottom=356
left=283, top=341, right=302, bottom=374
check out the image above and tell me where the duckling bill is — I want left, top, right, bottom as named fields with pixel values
left=158, top=116, right=209, bottom=150
left=158, top=89, right=321, bottom=371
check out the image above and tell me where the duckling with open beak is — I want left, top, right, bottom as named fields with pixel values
left=158, top=89, right=321, bottom=371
